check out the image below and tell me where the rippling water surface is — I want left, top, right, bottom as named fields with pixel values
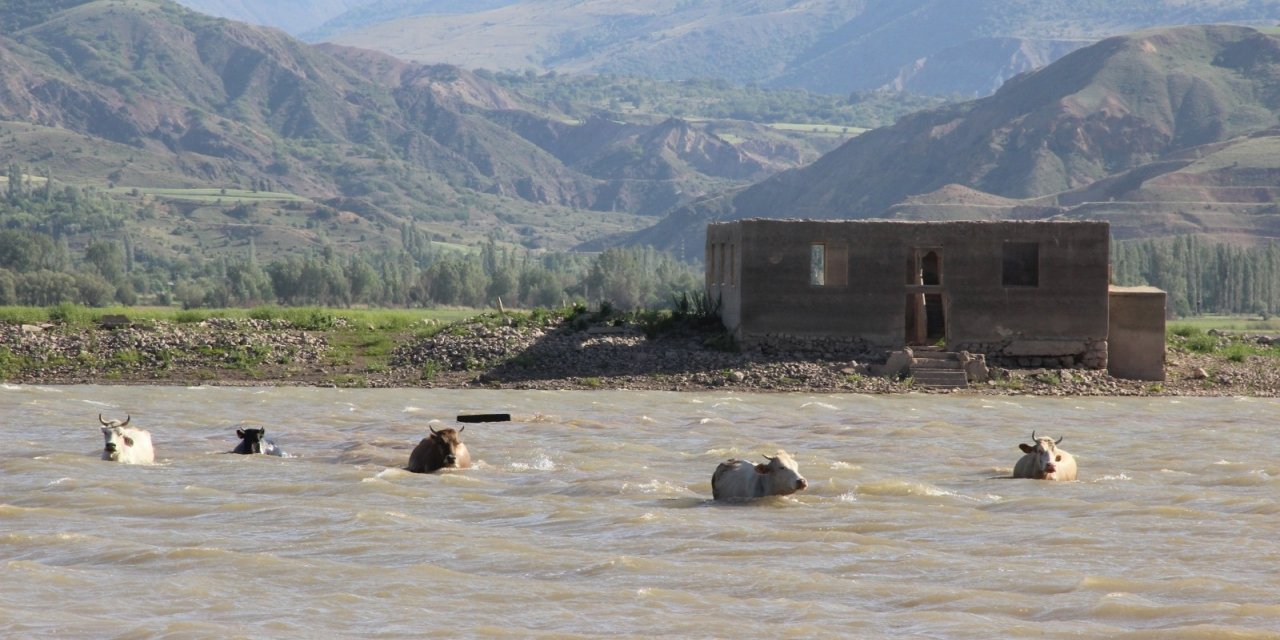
left=2, top=386, right=1278, bottom=639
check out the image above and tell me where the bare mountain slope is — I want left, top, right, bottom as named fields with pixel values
left=287, top=0, right=1280, bottom=96
left=627, top=25, right=1280, bottom=249
left=0, top=0, right=823, bottom=250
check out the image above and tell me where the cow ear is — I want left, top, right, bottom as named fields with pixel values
left=1019, top=443, right=1034, bottom=453
left=237, top=429, right=246, bottom=438
left=123, top=436, right=134, bottom=447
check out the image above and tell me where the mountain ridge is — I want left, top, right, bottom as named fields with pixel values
left=0, top=0, right=829, bottom=252
left=626, top=25, right=1280, bottom=250
left=261, top=0, right=1280, bottom=97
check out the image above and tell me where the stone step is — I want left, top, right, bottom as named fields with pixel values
left=910, top=348, right=956, bottom=359
left=910, top=357, right=965, bottom=370
left=911, top=369, right=970, bottom=389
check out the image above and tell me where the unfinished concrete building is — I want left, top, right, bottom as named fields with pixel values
left=706, top=219, right=1163, bottom=381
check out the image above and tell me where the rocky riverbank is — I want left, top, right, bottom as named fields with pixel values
left=2, top=314, right=1278, bottom=397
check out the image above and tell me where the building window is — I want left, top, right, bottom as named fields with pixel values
left=811, top=244, right=826, bottom=285
left=1002, top=242, right=1039, bottom=287
left=811, top=243, right=848, bottom=286
left=908, top=248, right=942, bottom=285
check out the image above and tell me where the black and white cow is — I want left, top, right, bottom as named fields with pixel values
left=232, top=427, right=286, bottom=457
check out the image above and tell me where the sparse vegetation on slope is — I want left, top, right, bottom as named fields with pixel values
left=305, top=0, right=1280, bottom=96
left=632, top=25, right=1280, bottom=254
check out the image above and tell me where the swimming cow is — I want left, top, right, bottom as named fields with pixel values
left=406, top=426, right=472, bottom=473
left=232, top=427, right=286, bottom=457
left=1013, top=431, right=1077, bottom=481
left=99, top=414, right=154, bottom=464
left=711, top=450, right=808, bottom=501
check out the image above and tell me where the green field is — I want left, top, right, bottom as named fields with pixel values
left=107, top=187, right=310, bottom=203
left=1167, top=315, right=1280, bottom=333
left=767, top=122, right=868, bottom=137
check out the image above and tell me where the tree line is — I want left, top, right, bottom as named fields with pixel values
left=7, top=170, right=1278, bottom=318
left=0, top=230, right=702, bottom=312
left=0, top=167, right=704, bottom=312
left=1111, top=235, right=1280, bottom=318
left=0, top=212, right=701, bottom=315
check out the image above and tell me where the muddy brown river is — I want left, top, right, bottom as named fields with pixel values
left=3, top=385, right=1278, bottom=638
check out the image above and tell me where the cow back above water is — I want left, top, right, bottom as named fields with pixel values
left=99, top=414, right=154, bottom=464
left=406, top=426, right=472, bottom=473
left=711, top=450, right=808, bottom=501
left=232, top=427, right=285, bottom=457
left=1013, top=431, right=1077, bottom=481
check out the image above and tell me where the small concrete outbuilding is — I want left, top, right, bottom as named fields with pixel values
left=1107, top=286, right=1167, bottom=381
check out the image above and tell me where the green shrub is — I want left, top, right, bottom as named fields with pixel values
left=1183, top=333, right=1220, bottom=353
left=281, top=307, right=336, bottom=330
left=247, top=305, right=286, bottom=322
left=0, top=306, right=50, bottom=324
left=1224, top=343, right=1252, bottom=363
left=47, top=302, right=92, bottom=324
left=174, top=309, right=213, bottom=323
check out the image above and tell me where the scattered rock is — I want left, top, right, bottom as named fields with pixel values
left=1, top=315, right=1277, bottom=397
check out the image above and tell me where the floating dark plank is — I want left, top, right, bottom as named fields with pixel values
left=457, top=413, right=511, bottom=423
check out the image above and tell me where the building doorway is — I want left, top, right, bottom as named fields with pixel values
left=905, top=248, right=947, bottom=346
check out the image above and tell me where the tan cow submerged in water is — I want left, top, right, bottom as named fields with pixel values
left=711, top=450, right=808, bottom=501
left=406, top=426, right=472, bottom=473
left=1013, top=431, right=1077, bottom=481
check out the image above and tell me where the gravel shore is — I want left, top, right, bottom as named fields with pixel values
left=2, top=315, right=1277, bottom=397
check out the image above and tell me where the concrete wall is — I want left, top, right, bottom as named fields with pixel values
left=705, top=223, right=743, bottom=332
left=1107, top=286, right=1167, bottom=381
left=706, top=219, right=1111, bottom=364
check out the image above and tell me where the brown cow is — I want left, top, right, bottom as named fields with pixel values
left=406, top=426, right=472, bottom=473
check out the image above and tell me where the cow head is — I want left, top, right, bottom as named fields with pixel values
left=754, top=450, right=808, bottom=496
left=429, top=425, right=466, bottom=467
left=237, top=428, right=268, bottom=454
left=99, top=414, right=134, bottom=461
left=1019, top=430, right=1066, bottom=479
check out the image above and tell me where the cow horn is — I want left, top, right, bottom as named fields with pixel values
left=1055, top=435, right=1064, bottom=445
left=429, top=425, right=439, bottom=435
left=122, top=415, right=130, bottom=426
left=99, top=414, right=109, bottom=426
left=457, top=425, right=465, bottom=434
left=1030, top=430, right=1037, bottom=442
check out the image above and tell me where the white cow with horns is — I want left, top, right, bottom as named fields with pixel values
left=99, top=414, right=154, bottom=464
left=711, top=450, right=808, bottom=501
left=1013, top=431, right=1076, bottom=481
